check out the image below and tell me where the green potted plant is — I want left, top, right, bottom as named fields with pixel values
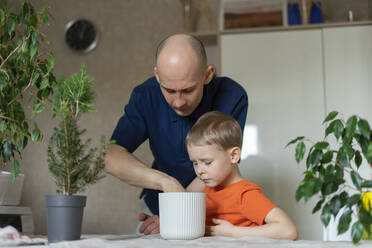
left=0, top=0, right=55, bottom=205
left=46, top=65, right=107, bottom=243
left=287, top=111, right=372, bottom=243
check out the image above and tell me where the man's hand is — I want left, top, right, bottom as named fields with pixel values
left=138, top=212, right=160, bottom=235
left=161, top=176, right=186, bottom=192
left=205, top=218, right=235, bottom=237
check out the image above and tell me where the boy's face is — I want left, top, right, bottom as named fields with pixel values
left=187, top=143, right=239, bottom=187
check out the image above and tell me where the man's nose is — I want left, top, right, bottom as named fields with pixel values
left=173, top=92, right=186, bottom=108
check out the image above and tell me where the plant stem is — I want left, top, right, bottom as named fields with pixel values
left=0, top=114, right=15, bottom=121
left=0, top=34, right=30, bottom=71
left=63, top=117, right=70, bottom=194
left=22, top=68, right=36, bottom=94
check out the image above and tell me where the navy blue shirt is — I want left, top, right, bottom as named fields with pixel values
left=111, top=76, right=248, bottom=215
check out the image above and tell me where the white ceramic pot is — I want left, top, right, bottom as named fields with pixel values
left=159, top=192, right=206, bottom=240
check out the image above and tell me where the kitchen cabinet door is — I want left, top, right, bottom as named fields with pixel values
left=322, top=25, right=372, bottom=241
left=221, top=30, right=325, bottom=240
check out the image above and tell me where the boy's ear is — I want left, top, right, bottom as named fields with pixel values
left=230, top=147, right=241, bottom=164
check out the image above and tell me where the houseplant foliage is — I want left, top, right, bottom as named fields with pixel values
left=47, top=64, right=106, bottom=195
left=287, top=111, right=372, bottom=243
left=46, top=65, right=107, bottom=242
left=0, top=0, right=56, bottom=179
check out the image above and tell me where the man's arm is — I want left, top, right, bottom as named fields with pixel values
left=186, top=177, right=205, bottom=192
left=104, top=144, right=185, bottom=192
left=206, top=208, right=298, bottom=240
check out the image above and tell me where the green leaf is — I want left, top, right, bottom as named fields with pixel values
left=11, top=160, right=20, bottom=181
left=314, top=141, right=329, bottom=150
left=47, top=54, right=55, bottom=70
left=323, top=111, right=338, bottom=124
left=6, top=17, right=15, bottom=36
left=321, top=203, right=332, bottom=227
left=40, top=78, right=49, bottom=90
left=338, top=209, right=352, bottom=235
left=21, top=40, right=28, bottom=53
left=325, top=119, right=344, bottom=140
left=285, top=136, right=305, bottom=147
left=0, top=8, right=5, bottom=28
left=366, top=143, right=372, bottom=159
left=340, top=191, right=348, bottom=206
left=30, top=45, right=37, bottom=60
left=309, top=149, right=323, bottom=169
left=3, top=141, right=12, bottom=162
left=336, top=146, right=350, bottom=168
left=343, top=144, right=354, bottom=159
left=354, top=150, right=362, bottom=169
left=330, top=195, right=342, bottom=217
left=344, top=115, right=357, bottom=143
left=0, top=79, right=6, bottom=92
left=351, top=221, right=363, bottom=244
left=295, top=141, right=306, bottom=163
left=358, top=118, right=371, bottom=139
left=358, top=206, right=372, bottom=233
left=31, top=102, right=46, bottom=118
left=42, top=11, right=49, bottom=23
left=322, top=151, right=333, bottom=164
left=361, top=180, right=372, bottom=188
left=31, top=72, right=40, bottom=85
left=0, top=121, right=6, bottom=133
left=321, top=181, right=339, bottom=195
left=296, top=177, right=322, bottom=202
left=356, top=135, right=369, bottom=154
left=31, top=123, right=41, bottom=142
left=321, top=166, right=344, bottom=195
left=347, top=194, right=361, bottom=208
left=312, top=198, right=324, bottom=214
left=21, top=2, right=27, bottom=18
left=332, top=120, right=344, bottom=140
left=350, top=171, right=362, bottom=190
left=31, top=30, right=37, bottom=45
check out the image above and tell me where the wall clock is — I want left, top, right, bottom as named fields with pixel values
left=65, top=19, right=98, bottom=53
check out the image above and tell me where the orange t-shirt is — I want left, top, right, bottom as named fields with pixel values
left=204, top=180, right=276, bottom=227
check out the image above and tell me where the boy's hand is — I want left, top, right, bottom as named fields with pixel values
left=205, top=218, right=235, bottom=236
left=138, top=213, right=160, bottom=235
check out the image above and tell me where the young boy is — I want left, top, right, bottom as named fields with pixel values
left=185, top=111, right=298, bottom=240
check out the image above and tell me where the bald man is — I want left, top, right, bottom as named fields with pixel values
left=105, top=34, right=248, bottom=235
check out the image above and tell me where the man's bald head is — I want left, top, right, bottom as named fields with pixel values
left=155, top=34, right=207, bottom=70
left=153, top=34, right=215, bottom=117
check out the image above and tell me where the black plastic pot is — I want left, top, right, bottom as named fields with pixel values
left=45, top=195, right=86, bottom=243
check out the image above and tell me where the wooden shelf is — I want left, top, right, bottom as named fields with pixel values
left=221, top=20, right=372, bottom=34
left=189, top=20, right=372, bottom=38
left=188, top=31, right=219, bottom=45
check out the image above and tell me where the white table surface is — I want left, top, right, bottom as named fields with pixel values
left=5, top=234, right=371, bottom=248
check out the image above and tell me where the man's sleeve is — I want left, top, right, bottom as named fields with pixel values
left=231, top=92, right=248, bottom=132
left=110, top=90, right=148, bottom=153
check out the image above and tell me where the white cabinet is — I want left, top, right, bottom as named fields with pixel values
left=220, top=24, right=372, bottom=240
left=323, top=25, right=372, bottom=122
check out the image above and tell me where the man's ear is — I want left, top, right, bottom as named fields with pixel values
left=154, top=67, right=160, bottom=83
left=203, top=65, right=215, bottom=85
left=230, top=147, right=241, bottom=164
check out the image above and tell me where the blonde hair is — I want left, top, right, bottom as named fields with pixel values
left=186, top=111, right=242, bottom=150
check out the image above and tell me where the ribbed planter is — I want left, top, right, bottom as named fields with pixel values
left=45, top=195, right=86, bottom=243
left=159, top=192, right=205, bottom=240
